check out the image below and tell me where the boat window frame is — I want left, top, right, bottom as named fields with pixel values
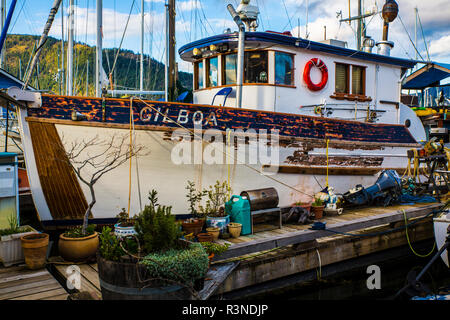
left=351, top=64, right=366, bottom=96
left=332, top=62, right=370, bottom=102
left=194, top=60, right=204, bottom=90
left=274, top=50, right=295, bottom=86
left=205, top=56, right=219, bottom=88
left=334, top=62, right=350, bottom=94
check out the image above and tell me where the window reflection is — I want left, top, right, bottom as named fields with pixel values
left=196, top=61, right=204, bottom=89
left=207, top=57, right=218, bottom=87
left=223, top=54, right=237, bottom=85
left=275, top=52, right=294, bottom=85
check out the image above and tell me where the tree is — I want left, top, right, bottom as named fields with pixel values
left=62, top=133, right=144, bottom=235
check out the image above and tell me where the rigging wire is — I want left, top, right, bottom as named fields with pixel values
left=398, top=14, right=425, bottom=61
left=281, top=0, right=293, bottom=31
left=416, top=10, right=430, bottom=62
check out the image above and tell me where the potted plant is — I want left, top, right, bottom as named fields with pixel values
left=228, top=222, right=242, bottom=238
left=311, top=197, right=325, bottom=220
left=182, top=181, right=207, bottom=236
left=199, top=242, right=230, bottom=265
left=0, top=215, right=37, bottom=267
left=197, top=232, right=214, bottom=243
left=201, top=181, right=232, bottom=235
left=293, top=200, right=312, bottom=214
left=114, top=208, right=137, bottom=238
left=57, top=134, right=143, bottom=262
left=97, top=189, right=209, bottom=300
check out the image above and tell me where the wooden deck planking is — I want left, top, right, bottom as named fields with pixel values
left=0, top=266, right=68, bottom=300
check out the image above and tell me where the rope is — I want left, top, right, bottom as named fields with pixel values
left=402, top=209, right=436, bottom=258
left=325, top=138, right=329, bottom=188
left=127, top=98, right=134, bottom=218
left=133, top=97, right=315, bottom=198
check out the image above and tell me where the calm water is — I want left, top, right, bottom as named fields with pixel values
left=235, top=240, right=450, bottom=300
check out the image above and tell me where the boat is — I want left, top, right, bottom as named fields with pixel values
left=0, top=0, right=429, bottom=227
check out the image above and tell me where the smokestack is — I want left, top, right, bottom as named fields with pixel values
left=376, top=0, right=398, bottom=56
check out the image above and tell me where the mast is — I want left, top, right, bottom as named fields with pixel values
left=167, top=0, right=176, bottom=101
left=140, top=0, right=144, bottom=93
left=67, top=0, right=74, bottom=95
left=61, top=0, right=64, bottom=95
left=0, top=0, right=5, bottom=68
left=95, top=0, right=102, bottom=97
left=357, top=0, right=361, bottom=50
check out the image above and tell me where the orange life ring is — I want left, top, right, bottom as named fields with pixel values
left=303, top=58, right=328, bottom=91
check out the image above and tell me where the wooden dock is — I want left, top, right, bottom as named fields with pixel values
left=49, top=202, right=443, bottom=299
left=0, top=265, right=68, bottom=300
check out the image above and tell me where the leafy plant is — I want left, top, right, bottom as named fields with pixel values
left=199, top=242, right=230, bottom=256
left=0, top=215, right=33, bottom=237
left=116, top=208, right=134, bottom=227
left=198, top=181, right=232, bottom=217
left=312, top=197, right=324, bottom=207
left=185, top=181, right=206, bottom=217
left=64, top=225, right=96, bottom=238
left=98, top=226, right=125, bottom=261
left=139, top=242, right=209, bottom=286
left=134, top=190, right=183, bottom=254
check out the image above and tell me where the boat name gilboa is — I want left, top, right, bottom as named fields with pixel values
left=140, top=106, right=218, bottom=126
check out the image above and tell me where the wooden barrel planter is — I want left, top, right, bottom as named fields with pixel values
left=97, top=254, right=193, bottom=300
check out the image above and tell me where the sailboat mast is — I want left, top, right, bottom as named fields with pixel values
left=168, top=0, right=176, bottom=101
left=95, top=0, right=102, bottom=97
left=67, top=0, right=74, bottom=95
left=0, top=0, right=5, bottom=68
left=357, top=0, right=361, bottom=50
left=61, top=0, right=65, bottom=95
left=140, top=0, right=144, bottom=92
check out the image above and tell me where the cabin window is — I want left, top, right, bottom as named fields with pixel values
left=244, top=51, right=268, bottom=83
left=275, top=52, right=294, bottom=85
left=335, top=63, right=349, bottom=94
left=206, top=56, right=218, bottom=87
left=194, top=60, right=204, bottom=90
left=352, top=65, right=365, bottom=95
left=223, top=53, right=237, bottom=85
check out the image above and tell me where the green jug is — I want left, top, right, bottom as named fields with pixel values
left=225, top=195, right=251, bottom=235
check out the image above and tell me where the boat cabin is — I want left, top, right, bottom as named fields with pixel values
left=179, top=31, right=426, bottom=142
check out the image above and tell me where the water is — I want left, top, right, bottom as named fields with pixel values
left=231, top=240, right=450, bottom=300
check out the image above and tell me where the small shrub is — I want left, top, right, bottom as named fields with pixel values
left=185, top=181, right=206, bottom=217
left=312, top=197, right=324, bottom=207
left=199, top=242, right=230, bottom=256
left=199, top=181, right=231, bottom=217
left=64, top=225, right=96, bottom=238
left=139, top=242, right=209, bottom=286
left=134, top=190, right=183, bottom=254
left=98, top=226, right=125, bottom=261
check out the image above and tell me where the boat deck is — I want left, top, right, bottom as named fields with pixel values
left=48, top=201, right=443, bottom=299
left=0, top=264, right=68, bottom=300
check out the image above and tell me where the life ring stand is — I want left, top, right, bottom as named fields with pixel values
left=303, top=58, right=328, bottom=91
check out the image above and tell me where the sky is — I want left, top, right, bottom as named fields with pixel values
left=5, top=0, right=450, bottom=75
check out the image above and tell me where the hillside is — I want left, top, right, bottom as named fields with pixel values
left=3, top=34, right=193, bottom=97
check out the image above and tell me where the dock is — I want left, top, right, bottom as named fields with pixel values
left=0, top=265, right=68, bottom=300
left=48, top=201, right=442, bottom=299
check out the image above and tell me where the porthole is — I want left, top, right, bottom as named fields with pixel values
left=405, top=119, right=411, bottom=128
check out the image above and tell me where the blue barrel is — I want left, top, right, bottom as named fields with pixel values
left=225, top=195, right=251, bottom=235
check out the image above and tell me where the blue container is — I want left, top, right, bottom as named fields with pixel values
left=225, top=195, right=251, bottom=236
left=206, top=215, right=230, bottom=235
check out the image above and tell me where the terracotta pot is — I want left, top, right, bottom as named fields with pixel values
left=182, top=219, right=204, bottom=236
left=208, top=253, right=214, bottom=268
left=197, top=232, right=213, bottom=243
left=228, top=222, right=242, bottom=238
left=293, top=203, right=312, bottom=213
left=206, top=227, right=220, bottom=241
left=20, top=233, right=49, bottom=270
left=58, top=232, right=99, bottom=262
left=312, top=205, right=325, bottom=220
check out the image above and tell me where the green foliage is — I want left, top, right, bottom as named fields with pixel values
left=312, top=197, right=324, bottom=207
left=0, top=215, right=33, bottom=236
left=116, top=208, right=134, bottom=227
left=198, top=181, right=232, bottom=217
left=99, top=226, right=125, bottom=261
left=4, top=34, right=192, bottom=97
left=134, top=190, right=182, bottom=254
left=64, top=224, right=96, bottom=238
left=199, top=242, right=230, bottom=256
left=139, top=242, right=209, bottom=285
left=185, top=180, right=206, bottom=217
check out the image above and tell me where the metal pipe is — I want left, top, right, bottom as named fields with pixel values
left=0, top=0, right=17, bottom=62
left=61, top=0, right=64, bottom=95
left=227, top=4, right=245, bottom=109
left=164, top=3, right=169, bottom=102
left=67, top=0, right=74, bottom=95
